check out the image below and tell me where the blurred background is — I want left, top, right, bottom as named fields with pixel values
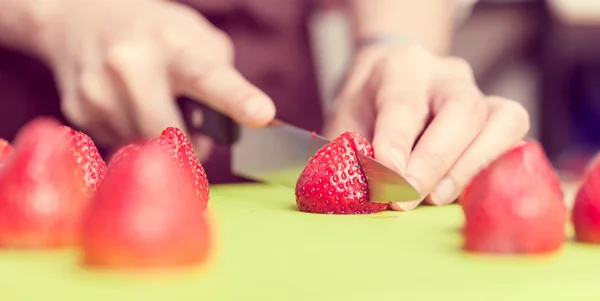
left=310, top=0, right=600, bottom=180
left=0, top=0, right=598, bottom=180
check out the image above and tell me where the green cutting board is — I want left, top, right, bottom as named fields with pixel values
left=1, top=183, right=600, bottom=301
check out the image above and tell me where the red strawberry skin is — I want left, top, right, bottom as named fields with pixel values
left=572, top=154, right=600, bottom=243
left=0, top=118, right=89, bottom=248
left=80, top=144, right=213, bottom=268
left=461, top=140, right=566, bottom=254
left=295, top=131, right=389, bottom=214
left=460, top=141, right=563, bottom=210
left=150, top=127, right=210, bottom=210
left=61, top=126, right=107, bottom=194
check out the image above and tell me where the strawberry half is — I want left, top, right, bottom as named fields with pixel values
left=460, top=141, right=563, bottom=210
left=61, top=126, right=106, bottom=194
left=295, top=131, right=389, bottom=214
left=149, top=127, right=210, bottom=210
left=0, top=118, right=89, bottom=248
left=461, top=140, right=566, bottom=254
left=572, top=154, right=600, bottom=243
left=80, top=143, right=213, bottom=268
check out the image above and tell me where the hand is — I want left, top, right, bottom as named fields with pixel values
left=324, top=43, right=530, bottom=211
left=36, top=0, right=275, bottom=159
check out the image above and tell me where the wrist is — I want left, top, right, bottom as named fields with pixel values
left=0, top=0, right=66, bottom=59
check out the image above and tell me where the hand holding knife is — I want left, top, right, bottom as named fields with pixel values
left=179, top=98, right=421, bottom=204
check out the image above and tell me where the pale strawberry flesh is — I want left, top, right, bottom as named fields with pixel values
left=295, top=131, right=389, bottom=214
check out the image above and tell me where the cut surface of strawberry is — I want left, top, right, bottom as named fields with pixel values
left=81, top=144, right=213, bottom=268
left=295, top=131, right=389, bottom=214
left=461, top=140, right=566, bottom=254
left=0, top=118, right=89, bottom=248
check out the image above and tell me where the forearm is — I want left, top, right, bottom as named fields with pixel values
left=0, top=0, right=60, bottom=56
left=349, top=0, right=457, bottom=54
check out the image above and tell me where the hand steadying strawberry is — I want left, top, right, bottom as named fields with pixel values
left=295, top=131, right=389, bottom=214
left=0, top=118, right=90, bottom=248
left=461, top=141, right=566, bottom=254
left=572, top=154, right=600, bottom=243
left=81, top=141, right=213, bottom=268
left=61, top=126, right=106, bottom=194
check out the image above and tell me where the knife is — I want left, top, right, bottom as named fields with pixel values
left=178, top=97, right=421, bottom=203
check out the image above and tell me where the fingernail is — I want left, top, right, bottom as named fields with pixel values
left=431, top=177, right=456, bottom=206
left=390, top=200, right=422, bottom=212
left=242, top=97, right=268, bottom=120
left=388, top=148, right=406, bottom=174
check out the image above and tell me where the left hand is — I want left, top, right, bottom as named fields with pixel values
left=324, top=43, right=530, bottom=211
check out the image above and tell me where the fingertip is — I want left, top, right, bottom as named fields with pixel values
left=389, top=200, right=421, bottom=212
left=241, top=95, right=276, bottom=127
left=191, top=134, right=215, bottom=162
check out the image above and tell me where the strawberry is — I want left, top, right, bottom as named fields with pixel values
left=460, top=141, right=563, bottom=210
left=61, top=126, right=106, bottom=194
left=149, top=127, right=210, bottom=210
left=0, top=118, right=89, bottom=248
left=0, top=139, right=12, bottom=165
left=572, top=154, right=600, bottom=243
left=80, top=143, right=213, bottom=268
left=295, top=131, right=389, bottom=214
left=461, top=140, right=566, bottom=254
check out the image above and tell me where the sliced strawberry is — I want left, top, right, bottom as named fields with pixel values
left=149, top=127, right=210, bottom=210
left=80, top=143, right=213, bottom=268
left=460, top=140, right=563, bottom=210
left=461, top=140, right=566, bottom=254
left=61, top=126, right=107, bottom=194
left=295, top=131, right=389, bottom=214
left=572, top=153, right=600, bottom=243
left=0, top=118, right=89, bottom=248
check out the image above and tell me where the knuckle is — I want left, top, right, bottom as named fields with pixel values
left=375, top=88, right=419, bottom=108
left=416, top=149, right=448, bottom=174
left=60, top=96, right=87, bottom=128
left=468, top=98, right=489, bottom=126
left=209, top=30, right=235, bottom=61
left=492, top=96, right=531, bottom=134
left=394, top=44, right=429, bottom=60
left=105, top=43, right=142, bottom=68
left=444, top=56, right=474, bottom=78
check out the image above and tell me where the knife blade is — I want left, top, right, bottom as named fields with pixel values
left=230, top=121, right=421, bottom=204
left=180, top=98, right=421, bottom=203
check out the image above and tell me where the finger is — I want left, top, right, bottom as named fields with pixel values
left=191, top=134, right=215, bottom=163
left=322, top=89, right=375, bottom=140
left=401, top=78, right=488, bottom=204
left=56, top=67, right=116, bottom=145
left=370, top=73, right=431, bottom=175
left=78, top=68, right=137, bottom=143
left=171, top=42, right=275, bottom=128
left=428, top=96, right=530, bottom=205
left=106, top=42, right=186, bottom=139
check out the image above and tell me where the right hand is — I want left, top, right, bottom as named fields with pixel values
left=36, top=0, right=275, bottom=159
